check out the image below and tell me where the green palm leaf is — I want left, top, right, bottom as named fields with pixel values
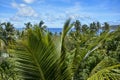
left=88, top=57, right=120, bottom=80
left=73, top=32, right=110, bottom=74
left=61, top=19, right=73, bottom=62
left=15, top=20, right=73, bottom=80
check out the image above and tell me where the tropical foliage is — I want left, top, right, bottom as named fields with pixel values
left=0, top=19, right=120, bottom=80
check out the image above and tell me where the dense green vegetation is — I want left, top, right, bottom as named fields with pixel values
left=0, top=19, right=120, bottom=80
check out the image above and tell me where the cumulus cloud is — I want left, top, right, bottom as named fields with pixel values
left=23, top=0, right=36, bottom=4
left=11, top=2, right=38, bottom=17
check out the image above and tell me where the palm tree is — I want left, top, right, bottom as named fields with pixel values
left=82, top=24, right=89, bottom=34
left=74, top=20, right=81, bottom=34
left=1, top=22, right=15, bottom=44
left=39, top=20, right=47, bottom=32
left=25, top=22, right=32, bottom=29
left=14, top=19, right=120, bottom=80
left=96, top=22, right=101, bottom=31
left=102, top=22, right=110, bottom=32
left=90, top=22, right=97, bottom=34
left=15, top=19, right=73, bottom=80
left=39, top=20, right=44, bottom=28
left=88, top=57, right=120, bottom=80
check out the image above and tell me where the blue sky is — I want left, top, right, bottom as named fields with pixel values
left=0, top=0, right=120, bottom=28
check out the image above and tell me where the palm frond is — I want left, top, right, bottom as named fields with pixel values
left=73, top=31, right=110, bottom=73
left=83, top=31, right=110, bottom=60
left=88, top=57, right=120, bottom=80
left=15, top=23, right=72, bottom=80
left=61, top=19, right=73, bottom=61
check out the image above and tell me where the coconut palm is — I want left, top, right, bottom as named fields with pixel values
left=1, top=22, right=15, bottom=44
left=39, top=20, right=47, bottom=32
left=25, top=22, right=32, bottom=30
left=89, top=22, right=97, bottom=34
left=81, top=24, right=89, bottom=34
left=88, top=57, right=120, bottom=80
left=96, top=22, right=101, bottom=31
left=15, top=19, right=73, bottom=80
left=14, top=19, right=120, bottom=80
left=74, top=20, right=81, bottom=34
left=102, top=22, right=110, bottom=32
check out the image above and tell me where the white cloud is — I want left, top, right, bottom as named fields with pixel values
left=9, top=16, right=19, bottom=21
left=11, top=2, right=19, bottom=8
left=23, top=0, right=36, bottom=4
left=0, top=18, right=9, bottom=22
left=11, top=2, right=38, bottom=17
left=17, top=5, right=38, bottom=17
